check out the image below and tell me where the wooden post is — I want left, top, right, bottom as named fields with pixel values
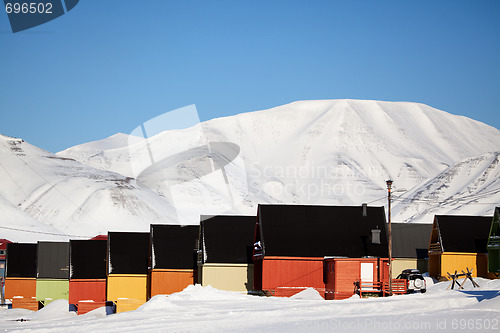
left=0, top=277, right=4, bottom=305
left=386, top=180, right=393, bottom=296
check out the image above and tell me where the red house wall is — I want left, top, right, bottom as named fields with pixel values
left=324, top=258, right=390, bottom=300
left=69, top=279, right=107, bottom=305
left=256, top=256, right=325, bottom=297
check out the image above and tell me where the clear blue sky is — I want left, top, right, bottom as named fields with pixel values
left=1, top=0, right=499, bottom=153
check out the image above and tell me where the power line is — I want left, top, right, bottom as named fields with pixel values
left=0, top=225, right=91, bottom=238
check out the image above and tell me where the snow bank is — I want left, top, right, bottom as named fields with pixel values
left=427, top=277, right=500, bottom=292
left=25, top=299, right=76, bottom=321
left=289, top=288, right=324, bottom=300
left=135, top=294, right=182, bottom=312
left=79, top=305, right=114, bottom=318
left=166, top=284, right=251, bottom=301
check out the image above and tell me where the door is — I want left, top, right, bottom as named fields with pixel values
left=360, top=262, right=374, bottom=291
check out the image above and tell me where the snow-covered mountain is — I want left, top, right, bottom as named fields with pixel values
left=392, top=151, right=500, bottom=220
left=2, top=99, right=499, bottom=241
left=0, top=134, right=178, bottom=242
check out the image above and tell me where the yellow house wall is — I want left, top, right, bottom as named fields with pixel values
left=200, top=264, right=253, bottom=292
left=115, top=298, right=146, bottom=313
left=107, top=274, right=147, bottom=302
left=441, top=253, right=478, bottom=280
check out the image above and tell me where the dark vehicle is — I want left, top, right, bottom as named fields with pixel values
left=396, top=269, right=426, bottom=293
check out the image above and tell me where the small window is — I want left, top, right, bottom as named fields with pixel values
left=0, top=250, right=5, bottom=255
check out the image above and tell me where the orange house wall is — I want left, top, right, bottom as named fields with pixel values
left=149, top=269, right=195, bottom=297
left=5, top=278, right=36, bottom=299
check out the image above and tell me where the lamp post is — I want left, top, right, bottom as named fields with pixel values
left=386, top=179, right=393, bottom=296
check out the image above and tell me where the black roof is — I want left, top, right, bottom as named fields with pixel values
left=435, top=215, right=492, bottom=253
left=199, top=215, right=256, bottom=264
left=108, top=232, right=149, bottom=274
left=70, top=239, right=107, bottom=279
left=391, top=223, right=432, bottom=258
left=256, top=204, right=388, bottom=258
left=150, top=225, right=199, bottom=269
left=6, top=243, right=37, bottom=278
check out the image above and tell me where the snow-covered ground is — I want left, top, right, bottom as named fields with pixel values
left=1, top=279, right=499, bottom=332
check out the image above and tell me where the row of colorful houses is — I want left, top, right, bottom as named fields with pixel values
left=3, top=204, right=499, bottom=314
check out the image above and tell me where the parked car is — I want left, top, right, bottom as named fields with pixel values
left=396, top=269, right=426, bottom=293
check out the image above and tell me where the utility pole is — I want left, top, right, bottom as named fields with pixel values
left=386, top=179, right=393, bottom=296
left=1, top=277, right=4, bottom=305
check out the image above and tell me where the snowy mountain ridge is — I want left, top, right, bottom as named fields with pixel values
left=1, top=99, right=499, bottom=241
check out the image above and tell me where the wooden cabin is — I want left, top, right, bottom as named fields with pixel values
left=69, top=239, right=107, bottom=314
left=107, top=232, right=149, bottom=312
left=429, top=215, right=491, bottom=280
left=36, top=242, right=70, bottom=306
left=487, top=207, right=500, bottom=278
left=149, top=225, right=198, bottom=297
left=198, top=215, right=255, bottom=292
left=5, top=243, right=38, bottom=310
left=391, top=223, right=433, bottom=277
left=253, top=204, right=388, bottom=298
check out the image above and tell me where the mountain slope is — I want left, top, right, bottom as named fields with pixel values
left=2, top=99, right=499, bottom=241
left=393, top=151, right=500, bottom=221
left=0, top=134, right=178, bottom=242
left=58, top=99, right=500, bottom=221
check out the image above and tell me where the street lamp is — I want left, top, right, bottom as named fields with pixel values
left=386, top=179, right=393, bottom=296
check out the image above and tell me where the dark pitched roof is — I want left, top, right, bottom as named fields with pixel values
left=391, top=223, right=432, bottom=258
left=108, top=232, right=149, bottom=274
left=435, top=215, right=492, bottom=253
left=70, top=240, right=107, bottom=279
left=256, top=204, right=388, bottom=258
left=150, top=225, right=199, bottom=269
left=37, top=242, right=70, bottom=279
left=199, top=215, right=256, bottom=264
left=6, top=243, right=37, bottom=278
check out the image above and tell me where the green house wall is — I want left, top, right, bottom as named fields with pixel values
left=36, top=279, right=69, bottom=305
